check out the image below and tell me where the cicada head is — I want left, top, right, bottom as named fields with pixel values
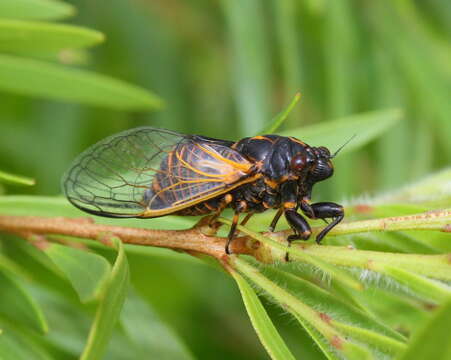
left=309, top=146, right=334, bottom=182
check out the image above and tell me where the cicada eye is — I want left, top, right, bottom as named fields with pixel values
left=291, top=152, right=314, bottom=173
left=317, top=146, right=331, bottom=158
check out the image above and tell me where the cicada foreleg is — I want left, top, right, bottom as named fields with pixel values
left=301, top=201, right=344, bottom=243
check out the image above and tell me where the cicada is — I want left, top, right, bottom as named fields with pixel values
left=62, top=127, right=344, bottom=253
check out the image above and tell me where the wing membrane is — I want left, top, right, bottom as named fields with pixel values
left=62, top=127, right=253, bottom=218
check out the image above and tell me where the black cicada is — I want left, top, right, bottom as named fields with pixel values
left=63, top=127, right=344, bottom=253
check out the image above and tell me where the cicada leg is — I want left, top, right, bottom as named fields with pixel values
left=225, top=200, right=248, bottom=254
left=301, top=201, right=344, bottom=243
left=225, top=211, right=240, bottom=255
left=240, top=212, right=254, bottom=226
left=207, top=194, right=234, bottom=228
left=269, top=208, right=284, bottom=232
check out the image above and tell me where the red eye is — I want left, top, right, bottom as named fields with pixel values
left=291, top=153, right=308, bottom=172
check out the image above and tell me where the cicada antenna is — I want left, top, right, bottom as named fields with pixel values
left=329, top=134, right=356, bottom=159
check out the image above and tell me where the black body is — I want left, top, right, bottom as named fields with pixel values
left=62, top=128, right=344, bottom=255
left=176, top=134, right=344, bottom=253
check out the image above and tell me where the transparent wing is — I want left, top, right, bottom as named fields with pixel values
left=62, top=127, right=254, bottom=218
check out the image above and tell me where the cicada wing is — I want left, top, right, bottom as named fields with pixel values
left=143, top=140, right=255, bottom=216
left=62, top=127, right=254, bottom=218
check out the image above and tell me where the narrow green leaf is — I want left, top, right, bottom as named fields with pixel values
left=80, top=237, right=129, bottom=360
left=232, top=257, right=371, bottom=360
left=44, top=243, right=111, bottom=303
left=259, top=93, right=302, bottom=135
left=120, top=291, right=194, bottom=360
left=341, top=342, right=373, bottom=360
left=381, top=266, right=451, bottom=303
left=397, top=296, right=451, bottom=360
left=290, top=312, right=341, bottom=360
left=0, top=54, right=163, bottom=110
left=0, top=0, right=75, bottom=21
left=281, top=108, right=402, bottom=154
left=10, top=237, right=62, bottom=275
left=0, top=170, right=35, bottom=186
left=377, top=167, right=451, bottom=203
left=27, top=286, right=95, bottom=355
left=0, top=270, right=48, bottom=334
left=219, top=218, right=363, bottom=290
left=221, top=0, right=272, bottom=135
left=331, top=321, right=406, bottom=355
left=262, top=265, right=406, bottom=344
left=0, top=253, right=29, bottom=278
left=230, top=267, right=296, bottom=360
left=272, top=0, right=303, bottom=128
left=0, top=326, right=52, bottom=360
left=324, top=0, right=357, bottom=118
left=0, top=196, right=81, bottom=217
left=296, top=242, right=451, bottom=281
left=0, top=20, right=104, bottom=54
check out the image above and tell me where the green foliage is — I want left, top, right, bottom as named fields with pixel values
left=80, top=238, right=129, bottom=360
left=0, top=0, right=74, bottom=20
left=119, top=291, right=195, bottom=360
left=396, top=297, right=451, bottom=360
left=0, top=0, right=450, bottom=360
left=0, top=19, right=103, bottom=54
left=0, top=2, right=162, bottom=111
left=0, top=170, right=35, bottom=186
left=0, top=54, right=163, bottom=110
left=43, top=243, right=112, bottom=303
left=0, top=270, right=48, bottom=334
left=230, top=268, right=296, bottom=360
left=281, top=109, right=403, bottom=155
left=259, top=92, right=302, bottom=135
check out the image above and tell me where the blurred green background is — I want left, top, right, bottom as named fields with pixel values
left=0, top=0, right=450, bottom=359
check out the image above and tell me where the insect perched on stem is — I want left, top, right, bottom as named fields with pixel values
left=63, top=127, right=345, bottom=254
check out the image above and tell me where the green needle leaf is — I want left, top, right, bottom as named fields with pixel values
left=0, top=326, right=52, bottom=360
left=397, top=296, right=451, bottom=360
left=381, top=266, right=451, bottom=303
left=0, top=270, right=48, bottom=334
left=281, top=108, right=403, bottom=154
left=0, top=0, right=75, bottom=21
left=232, top=257, right=372, bottom=360
left=290, top=311, right=341, bottom=360
left=0, top=170, right=35, bottom=186
left=0, top=20, right=104, bottom=54
left=262, top=265, right=406, bottom=345
left=44, top=243, right=112, bottom=303
left=229, top=267, right=296, bottom=360
left=0, top=54, right=164, bottom=110
left=259, top=92, right=302, bottom=134
left=221, top=0, right=272, bottom=135
left=80, top=237, right=130, bottom=360
left=219, top=217, right=363, bottom=290
left=120, top=291, right=195, bottom=360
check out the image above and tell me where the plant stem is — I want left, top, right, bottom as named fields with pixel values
left=0, top=215, right=253, bottom=259
left=311, top=208, right=451, bottom=236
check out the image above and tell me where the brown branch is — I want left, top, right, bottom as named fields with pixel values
left=0, top=215, right=256, bottom=259
left=1, top=209, right=447, bottom=262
